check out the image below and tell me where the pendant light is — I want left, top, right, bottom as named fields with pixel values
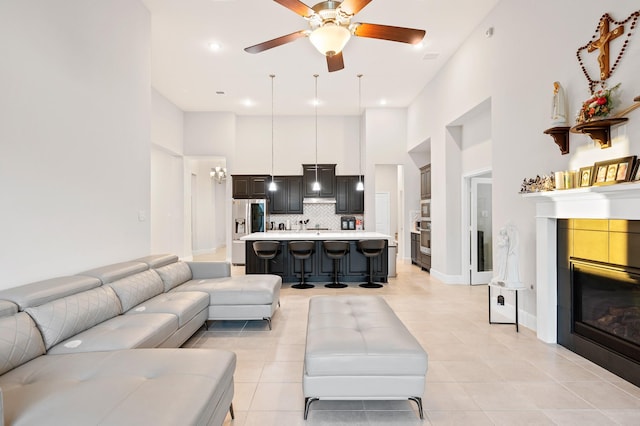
left=356, top=74, right=364, bottom=191
left=268, top=74, right=277, bottom=192
left=312, top=74, right=321, bottom=192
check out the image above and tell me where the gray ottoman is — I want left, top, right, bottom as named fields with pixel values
left=303, top=295, right=428, bottom=419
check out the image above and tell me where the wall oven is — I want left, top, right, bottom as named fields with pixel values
left=419, top=199, right=431, bottom=254
left=419, top=219, right=431, bottom=254
left=420, top=199, right=431, bottom=218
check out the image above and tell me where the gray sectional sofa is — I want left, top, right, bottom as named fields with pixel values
left=0, top=254, right=282, bottom=425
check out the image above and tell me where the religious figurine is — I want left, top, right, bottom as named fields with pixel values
left=491, top=223, right=523, bottom=288
left=551, top=81, right=568, bottom=125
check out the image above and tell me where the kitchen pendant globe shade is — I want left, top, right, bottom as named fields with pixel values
left=268, top=180, right=277, bottom=191
left=309, top=24, right=351, bottom=56
left=312, top=181, right=321, bottom=191
left=356, top=180, right=364, bottom=191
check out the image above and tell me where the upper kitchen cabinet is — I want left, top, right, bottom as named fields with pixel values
left=268, top=175, right=303, bottom=214
left=335, top=176, right=364, bottom=214
left=420, top=164, right=431, bottom=200
left=303, top=164, right=336, bottom=198
left=232, top=175, right=269, bottom=199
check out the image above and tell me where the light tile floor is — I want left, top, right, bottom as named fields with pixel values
left=184, top=258, right=640, bottom=425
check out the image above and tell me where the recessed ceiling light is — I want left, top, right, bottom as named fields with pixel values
left=208, top=42, right=221, bottom=51
left=243, top=99, right=254, bottom=107
left=413, top=42, right=425, bottom=50
left=311, top=98, right=321, bottom=106
left=379, top=99, right=387, bottom=106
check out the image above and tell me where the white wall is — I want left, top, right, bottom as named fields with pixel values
left=407, top=0, right=640, bottom=328
left=151, top=89, right=185, bottom=256
left=366, top=108, right=419, bottom=260
left=0, top=0, right=151, bottom=288
left=235, top=115, right=360, bottom=175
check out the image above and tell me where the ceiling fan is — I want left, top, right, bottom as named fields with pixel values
left=245, top=0, right=426, bottom=72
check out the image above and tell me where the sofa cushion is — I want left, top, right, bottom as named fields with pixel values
left=135, top=253, right=179, bottom=268
left=187, top=261, right=230, bottom=279
left=25, top=286, right=121, bottom=350
left=125, top=291, right=209, bottom=328
left=106, top=269, right=164, bottom=312
left=0, top=348, right=236, bottom=425
left=155, top=261, right=193, bottom=292
left=47, top=313, right=178, bottom=354
left=0, top=276, right=102, bottom=311
left=175, top=275, right=281, bottom=305
left=0, top=300, right=18, bottom=318
left=0, top=313, right=45, bottom=375
left=79, top=261, right=149, bottom=284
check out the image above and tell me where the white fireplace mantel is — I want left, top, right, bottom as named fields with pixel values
left=523, top=182, right=640, bottom=343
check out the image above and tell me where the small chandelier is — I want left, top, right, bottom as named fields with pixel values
left=210, top=166, right=227, bottom=184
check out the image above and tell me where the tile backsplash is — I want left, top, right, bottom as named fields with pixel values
left=269, top=204, right=363, bottom=231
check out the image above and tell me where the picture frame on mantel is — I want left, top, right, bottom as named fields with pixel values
left=593, top=156, right=637, bottom=186
left=578, top=166, right=593, bottom=187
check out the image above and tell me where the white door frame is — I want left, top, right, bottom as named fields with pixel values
left=461, top=168, right=492, bottom=285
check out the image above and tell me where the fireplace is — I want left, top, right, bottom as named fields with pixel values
left=557, top=219, right=640, bottom=386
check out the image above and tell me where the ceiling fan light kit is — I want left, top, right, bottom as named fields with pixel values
left=245, top=0, right=425, bottom=72
left=309, top=23, right=351, bottom=56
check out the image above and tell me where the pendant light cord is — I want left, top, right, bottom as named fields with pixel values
left=270, top=74, right=275, bottom=183
left=314, top=74, right=319, bottom=189
left=358, top=74, right=363, bottom=186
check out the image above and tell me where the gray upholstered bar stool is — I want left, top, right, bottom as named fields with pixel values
left=357, top=239, right=386, bottom=288
left=288, top=241, right=315, bottom=289
left=323, top=241, right=349, bottom=288
left=252, top=241, right=279, bottom=274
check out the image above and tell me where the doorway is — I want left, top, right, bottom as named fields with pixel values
left=375, top=192, right=391, bottom=236
left=463, top=171, right=493, bottom=285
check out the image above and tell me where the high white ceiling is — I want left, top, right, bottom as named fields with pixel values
left=141, top=0, right=499, bottom=115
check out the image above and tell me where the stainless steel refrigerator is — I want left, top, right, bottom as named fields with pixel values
left=231, top=199, right=266, bottom=265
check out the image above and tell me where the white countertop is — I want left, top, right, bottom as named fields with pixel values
left=240, top=231, right=393, bottom=241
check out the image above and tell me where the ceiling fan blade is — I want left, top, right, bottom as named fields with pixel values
left=244, top=30, right=309, bottom=54
left=274, top=0, right=315, bottom=18
left=337, top=0, right=373, bottom=16
left=327, top=52, right=345, bottom=72
left=353, top=23, right=425, bottom=44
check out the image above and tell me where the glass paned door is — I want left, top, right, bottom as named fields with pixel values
left=471, top=177, right=492, bottom=285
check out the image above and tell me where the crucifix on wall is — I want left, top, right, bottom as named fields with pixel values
left=576, top=11, right=639, bottom=92
left=587, top=19, right=624, bottom=80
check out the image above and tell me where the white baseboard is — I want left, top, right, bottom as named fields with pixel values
left=429, top=268, right=467, bottom=285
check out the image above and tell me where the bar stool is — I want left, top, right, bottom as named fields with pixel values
left=323, top=241, right=349, bottom=288
left=289, top=241, right=315, bottom=289
left=252, top=241, right=279, bottom=274
left=357, top=239, right=386, bottom=288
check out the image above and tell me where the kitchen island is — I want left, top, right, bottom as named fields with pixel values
left=241, top=231, right=391, bottom=284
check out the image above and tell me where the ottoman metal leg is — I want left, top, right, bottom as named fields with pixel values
left=408, top=396, right=424, bottom=419
left=304, top=397, right=319, bottom=419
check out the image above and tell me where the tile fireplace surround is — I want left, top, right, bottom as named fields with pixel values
left=523, top=182, right=640, bottom=344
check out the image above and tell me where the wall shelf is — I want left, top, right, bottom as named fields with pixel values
left=570, top=117, right=628, bottom=149
left=543, top=126, right=570, bottom=154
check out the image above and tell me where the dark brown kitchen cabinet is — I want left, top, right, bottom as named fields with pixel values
left=335, top=175, right=364, bottom=214
left=420, top=164, right=431, bottom=200
left=268, top=176, right=303, bottom=214
left=410, top=231, right=430, bottom=271
left=303, top=164, right=336, bottom=198
left=232, top=175, right=269, bottom=199
left=410, top=232, right=419, bottom=264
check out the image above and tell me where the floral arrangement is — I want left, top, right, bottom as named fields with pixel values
left=576, top=83, right=620, bottom=124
